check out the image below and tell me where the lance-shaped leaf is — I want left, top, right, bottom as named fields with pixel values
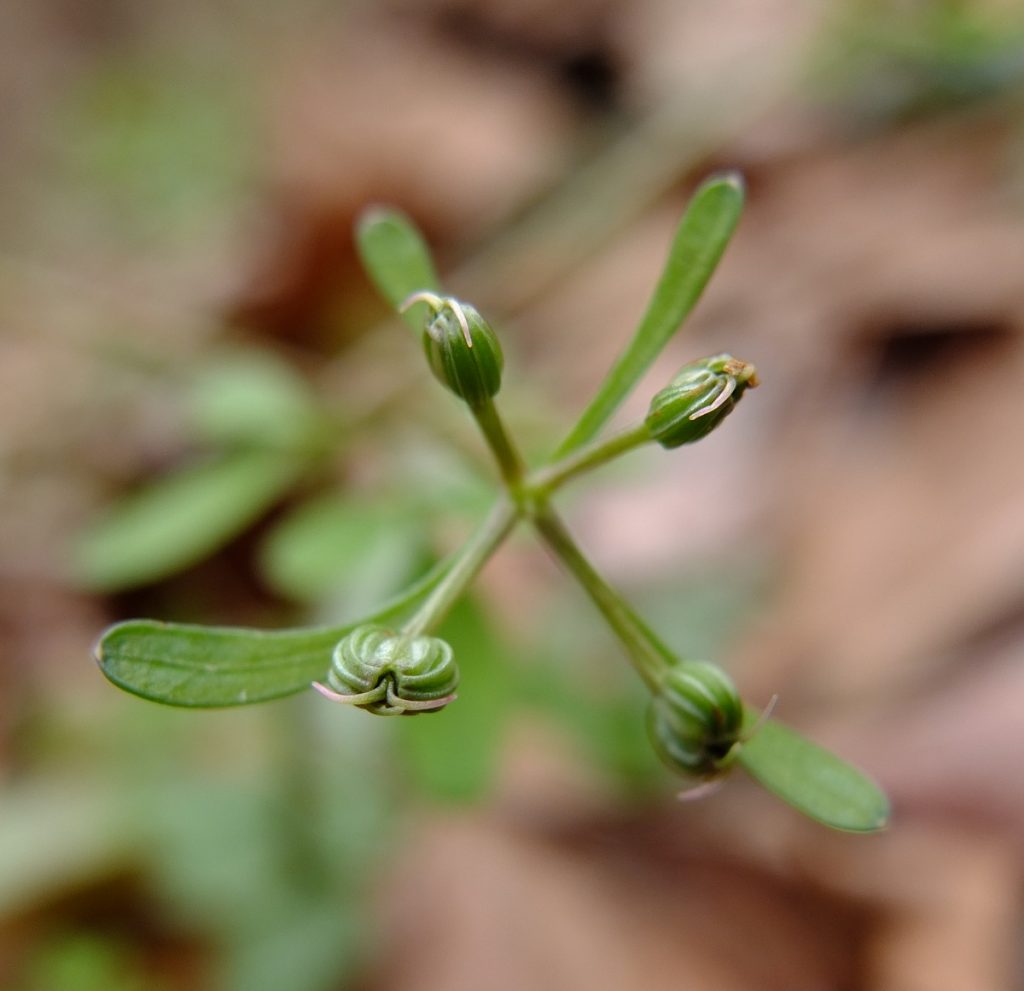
left=737, top=711, right=889, bottom=833
left=355, top=207, right=441, bottom=329
left=96, top=556, right=453, bottom=707
left=74, top=452, right=304, bottom=593
left=557, top=172, right=745, bottom=456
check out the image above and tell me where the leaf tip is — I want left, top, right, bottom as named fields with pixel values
left=93, top=619, right=131, bottom=667
left=862, top=792, right=891, bottom=833
left=701, top=169, right=746, bottom=199
left=356, top=203, right=400, bottom=235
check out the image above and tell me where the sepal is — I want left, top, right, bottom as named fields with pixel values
left=314, top=623, right=459, bottom=716
left=647, top=660, right=744, bottom=779
left=404, top=292, right=504, bottom=407
left=645, top=354, right=757, bottom=449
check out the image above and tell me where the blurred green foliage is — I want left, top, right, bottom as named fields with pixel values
left=812, top=0, right=1024, bottom=126
left=17, top=5, right=945, bottom=982
left=3, top=696, right=393, bottom=991
left=74, top=451, right=305, bottom=593
left=74, top=348, right=333, bottom=593
left=61, top=59, right=255, bottom=239
left=24, top=933, right=156, bottom=991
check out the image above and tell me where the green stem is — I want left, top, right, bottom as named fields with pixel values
left=527, top=422, right=651, bottom=497
left=470, top=398, right=528, bottom=494
left=402, top=498, right=518, bottom=636
left=273, top=696, right=330, bottom=893
left=531, top=507, right=674, bottom=690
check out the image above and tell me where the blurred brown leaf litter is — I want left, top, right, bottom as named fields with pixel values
left=2, top=0, right=1024, bottom=988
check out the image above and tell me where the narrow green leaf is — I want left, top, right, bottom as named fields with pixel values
left=737, top=713, right=890, bottom=833
left=355, top=206, right=441, bottom=329
left=98, top=622, right=348, bottom=708
left=74, top=452, right=304, bottom=592
left=96, top=556, right=453, bottom=707
left=557, top=172, right=745, bottom=455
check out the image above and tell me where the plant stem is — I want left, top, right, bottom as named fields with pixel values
left=437, top=386, right=672, bottom=689
left=273, top=695, right=331, bottom=894
left=531, top=506, right=673, bottom=690
left=527, top=422, right=651, bottom=497
left=470, top=398, right=528, bottom=493
left=402, top=498, right=518, bottom=637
